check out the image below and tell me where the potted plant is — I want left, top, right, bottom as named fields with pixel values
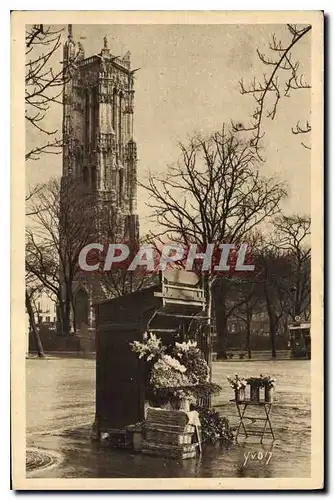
left=261, top=375, right=276, bottom=402
left=227, top=374, right=247, bottom=402
left=246, top=376, right=263, bottom=402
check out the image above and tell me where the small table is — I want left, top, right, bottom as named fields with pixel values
left=232, top=400, right=276, bottom=442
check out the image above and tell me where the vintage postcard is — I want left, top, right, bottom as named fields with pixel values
left=11, top=10, right=323, bottom=490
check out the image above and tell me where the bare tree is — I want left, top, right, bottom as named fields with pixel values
left=272, top=214, right=311, bottom=319
left=229, top=277, right=264, bottom=359
left=143, top=127, right=287, bottom=360
left=25, top=269, right=45, bottom=358
left=232, top=24, right=312, bottom=156
left=26, top=177, right=150, bottom=333
left=252, top=216, right=311, bottom=358
left=254, top=245, right=292, bottom=358
left=25, top=24, right=77, bottom=161
left=26, top=177, right=97, bottom=334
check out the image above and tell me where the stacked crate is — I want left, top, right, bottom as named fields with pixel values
left=141, top=408, right=199, bottom=459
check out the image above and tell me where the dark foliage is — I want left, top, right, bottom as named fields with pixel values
left=192, top=405, right=234, bottom=444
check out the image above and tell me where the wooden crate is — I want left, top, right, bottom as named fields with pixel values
left=145, top=426, right=193, bottom=445
left=142, top=408, right=200, bottom=459
left=141, top=440, right=197, bottom=459
left=146, top=408, right=190, bottom=427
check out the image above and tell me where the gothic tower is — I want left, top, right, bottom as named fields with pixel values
left=61, top=25, right=140, bottom=333
left=62, top=25, right=139, bottom=241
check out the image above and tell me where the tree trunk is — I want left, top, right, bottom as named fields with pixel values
left=25, top=291, right=45, bottom=358
left=71, top=294, right=77, bottom=334
left=64, top=300, right=71, bottom=335
left=246, top=309, right=252, bottom=359
left=267, top=308, right=277, bottom=358
left=270, top=323, right=277, bottom=358
left=62, top=280, right=73, bottom=335
left=214, top=282, right=228, bottom=359
left=264, top=286, right=278, bottom=358
left=56, top=297, right=64, bottom=333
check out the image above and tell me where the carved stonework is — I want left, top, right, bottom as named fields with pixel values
left=99, top=94, right=113, bottom=104
left=73, top=101, right=84, bottom=112
left=62, top=28, right=139, bottom=251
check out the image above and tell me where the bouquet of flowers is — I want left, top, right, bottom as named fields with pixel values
left=173, top=341, right=210, bottom=385
left=131, top=332, right=165, bottom=361
left=150, top=354, right=190, bottom=388
left=227, top=374, right=247, bottom=390
left=260, top=374, right=276, bottom=388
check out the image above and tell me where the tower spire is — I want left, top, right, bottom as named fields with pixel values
left=68, top=24, right=73, bottom=41
left=103, top=35, right=108, bottom=49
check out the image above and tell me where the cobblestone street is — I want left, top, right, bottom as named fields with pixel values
left=26, top=357, right=311, bottom=478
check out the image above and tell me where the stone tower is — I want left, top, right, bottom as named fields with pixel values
left=61, top=25, right=140, bottom=333
left=62, top=24, right=139, bottom=241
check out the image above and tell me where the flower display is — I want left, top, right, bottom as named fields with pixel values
left=130, top=332, right=165, bottom=361
left=150, top=354, right=190, bottom=389
left=192, top=405, right=234, bottom=444
left=174, top=340, right=198, bottom=354
left=246, top=374, right=276, bottom=388
left=173, top=342, right=210, bottom=385
left=130, top=335, right=222, bottom=403
left=159, top=354, right=187, bottom=373
left=227, top=374, right=247, bottom=390
left=150, top=368, right=188, bottom=388
left=260, top=374, right=276, bottom=388
left=173, top=389, right=197, bottom=404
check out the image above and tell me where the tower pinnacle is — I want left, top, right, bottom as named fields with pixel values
left=68, top=24, right=73, bottom=41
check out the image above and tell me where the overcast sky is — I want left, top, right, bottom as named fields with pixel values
left=26, top=23, right=311, bottom=234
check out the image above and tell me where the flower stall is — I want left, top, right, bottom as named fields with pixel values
left=130, top=334, right=228, bottom=458
left=93, top=270, right=211, bottom=448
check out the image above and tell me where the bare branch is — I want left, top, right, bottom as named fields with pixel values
left=232, top=24, right=312, bottom=155
left=25, top=24, right=79, bottom=161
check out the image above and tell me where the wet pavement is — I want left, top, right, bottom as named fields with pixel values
left=26, top=357, right=310, bottom=478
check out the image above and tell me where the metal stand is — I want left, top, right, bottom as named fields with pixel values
left=234, top=401, right=275, bottom=443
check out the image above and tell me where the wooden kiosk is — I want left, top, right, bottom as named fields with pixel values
left=288, top=320, right=311, bottom=359
left=94, top=270, right=206, bottom=443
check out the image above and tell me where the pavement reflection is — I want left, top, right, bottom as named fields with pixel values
left=26, top=358, right=310, bottom=478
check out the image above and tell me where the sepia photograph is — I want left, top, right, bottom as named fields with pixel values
left=11, top=10, right=323, bottom=490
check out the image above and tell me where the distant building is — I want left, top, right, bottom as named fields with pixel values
left=25, top=295, right=57, bottom=331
